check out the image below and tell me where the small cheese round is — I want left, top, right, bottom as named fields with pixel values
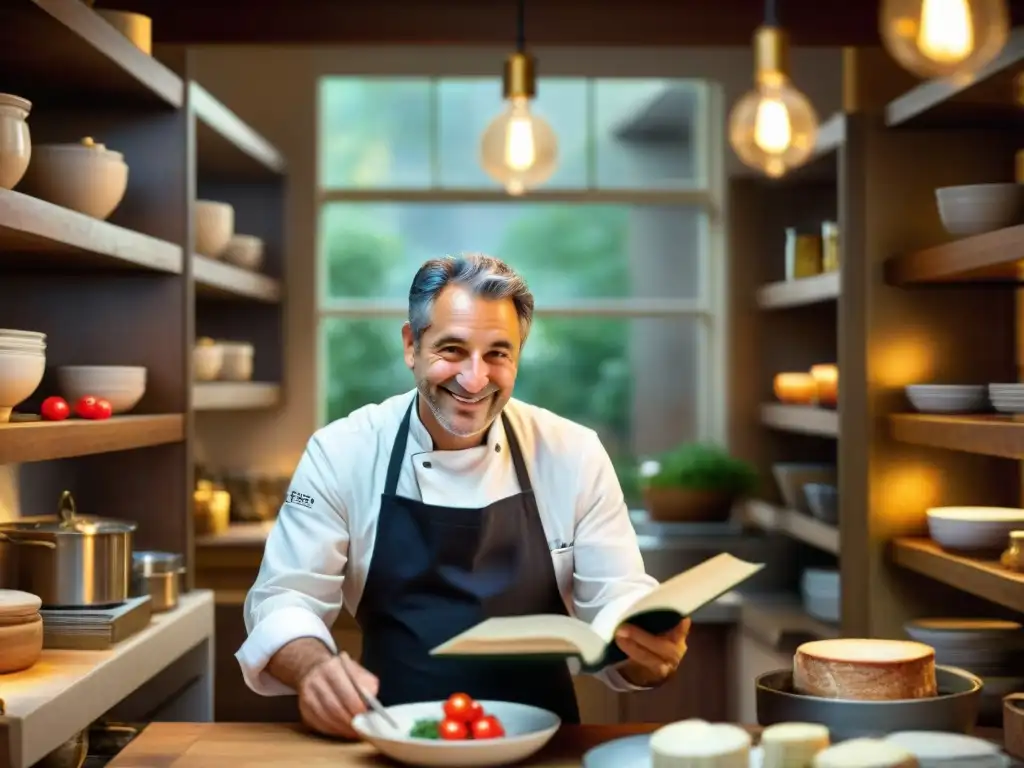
left=760, top=722, right=831, bottom=768
left=812, top=738, right=918, bottom=768
left=794, top=639, right=937, bottom=700
left=650, top=720, right=752, bottom=768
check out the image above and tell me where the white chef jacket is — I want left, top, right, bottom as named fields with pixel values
left=236, top=388, right=659, bottom=696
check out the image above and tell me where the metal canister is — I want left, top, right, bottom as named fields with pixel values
left=131, top=551, right=184, bottom=612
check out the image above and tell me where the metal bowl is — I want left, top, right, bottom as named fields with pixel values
left=756, top=665, right=982, bottom=741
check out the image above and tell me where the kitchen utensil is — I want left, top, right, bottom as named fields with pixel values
left=222, top=234, right=265, bottom=271
left=55, top=365, right=146, bottom=414
left=903, top=619, right=1024, bottom=678
left=193, top=338, right=223, bottom=381
left=1001, top=531, right=1024, bottom=571
left=339, top=652, right=400, bottom=731
left=581, top=734, right=765, bottom=768
left=771, top=464, right=836, bottom=513
left=17, top=137, right=128, bottom=220
left=935, top=183, right=1024, bottom=236
left=905, top=385, right=989, bottom=414
left=755, top=666, right=982, bottom=741
left=0, top=93, right=31, bottom=190
left=926, top=507, right=1024, bottom=552
left=0, top=344, right=45, bottom=422
left=1005, top=693, right=1024, bottom=761
left=988, top=384, right=1024, bottom=414
left=0, top=589, right=43, bottom=673
left=803, top=483, right=838, bottom=524
left=131, top=551, right=184, bottom=612
left=0, top=490, right=136, bottom=607
left=351, top=699, right=560, bottom=767
left=219, top=341, right=253, bottom=381
left=194, top=200, right=234, bottom=258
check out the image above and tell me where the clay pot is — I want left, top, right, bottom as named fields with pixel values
left=643, top=487, right=736, bottom=523
left=0, top=588, right=43, bottom=673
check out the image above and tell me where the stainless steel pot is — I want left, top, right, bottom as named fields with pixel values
left=0, top=491, right=136, bottom=607
left=131, top=551, right=184, bottom=612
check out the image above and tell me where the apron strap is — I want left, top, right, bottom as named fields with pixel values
left=500, top=411, right=534, bottom=494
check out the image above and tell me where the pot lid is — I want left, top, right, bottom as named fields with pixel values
left=132, top=550, right=182, bottom=575
left=0, top=491, right=137, bottom=535
left=36, top=136, right=124, bottom=161
left=0, top=589, right=42, bottom=619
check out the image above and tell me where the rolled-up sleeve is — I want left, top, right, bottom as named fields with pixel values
left=571, top=429, right=659, bottom=692
left=235, top=433, right=349, bottom=696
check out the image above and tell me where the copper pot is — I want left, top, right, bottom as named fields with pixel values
left=643, top=487, right=736, bottom=523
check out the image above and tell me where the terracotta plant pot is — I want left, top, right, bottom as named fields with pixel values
left=643, top=487, right=737, bottom=523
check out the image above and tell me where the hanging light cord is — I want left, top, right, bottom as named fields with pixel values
left=516, top=0, right=526, bottom=52
left=764, top=0, right=779, bottom=26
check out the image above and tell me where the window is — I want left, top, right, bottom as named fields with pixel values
left=316, top=75, right=723, bottom=507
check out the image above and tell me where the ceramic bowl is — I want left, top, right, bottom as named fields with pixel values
left=194, top=200, right=234, bottom=258
left=926, top=507, right=1024, bottom=552
left=55, top=365, right=146, bottom=414
left=905, top=384, right=989, bottom=414
left=0, top=348, right=45, bottom=423
left=771, top=463, right=837, bottom=513
left=803, top=482, right=838, bottom=524
left=352, top=700, right=560, bottom=767
left=193, top=340, right=223, bottom=381
left=222, top=234, right=265, bottom=271
left=219, top=342, right=253, bottom=381
left=0, top=93, right=31, bottom=190
left=18, top=137, right=128, bottom=219
left=935, top=183, right=1024, bottom=237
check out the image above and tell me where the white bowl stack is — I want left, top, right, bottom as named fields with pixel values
left=800, top=568, right=840, bottom=624
left=55, top=365, right=146, bottom=414
left=935, top=183, right=1024, bottom=237
left=905, top=384, right=989, bottom=414
left=0, top=329, right=46, bottom=423
left=988, top=383, right=1024, bottom=414
left=926, top=506, right=1024, bottom=552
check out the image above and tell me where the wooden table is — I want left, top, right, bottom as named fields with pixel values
left=108, top=722, right=666, bottom=767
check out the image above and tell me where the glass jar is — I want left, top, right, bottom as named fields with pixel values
left=1000, top=530, right=1024, bottom=572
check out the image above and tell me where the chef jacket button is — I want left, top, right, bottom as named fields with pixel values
left=495, top=444, right=501, bottom=452
left=422, top=461, right=432, bottom=468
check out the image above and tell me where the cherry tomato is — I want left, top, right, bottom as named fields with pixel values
left=443, top=693, right=479, bottom=723
left=471, top=715, right=505, bottom=740
left=93, top=398, right=113, bottom=420
left=40, top=396, right=70, bottom=421
left=439, top=718, right=468, bottom=740
left=75, top=396, right=100, bottom=419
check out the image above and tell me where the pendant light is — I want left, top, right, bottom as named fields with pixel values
left=879, top=0, right=1010, bottom=81
left=728, top=0, right=819, bottom=179
left=478, top=0, right=558, bottom=196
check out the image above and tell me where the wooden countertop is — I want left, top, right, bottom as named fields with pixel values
left=110, top=722, right=667, bottom=766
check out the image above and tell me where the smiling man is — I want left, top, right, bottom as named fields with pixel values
left=236, top=253, right=691, bottom=738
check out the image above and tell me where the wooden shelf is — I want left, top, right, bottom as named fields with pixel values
left=0, top=414, right=184, bottom=464
left=0, top=590, right=213, bottom=768
left=191, top=82, right=286, bottom=180
left=739, top=595, right=840, bottom=651
left=0, top=0, right=182, bottom=108
left=812, top=112, right=845, bottom=160
left=757, top=271, right=840, bottom=309
left=195, top=521, right=274, bottom=548
left=193, top=382, right=280, bottom=411
left=760, top=403, right=839, bottom=438
left=886, top=27, right=1024, bottom=128
left=891, top=538, right=1024, bottom=614
left=193, top=255, right=281, bottom=302
left=0, top=189, right=182, bottom=273
left=885, top=225, right=1024, bottom=286
left=890, top=413, right=1024, bottom=459
left=743, top=500, right=840, bottom=555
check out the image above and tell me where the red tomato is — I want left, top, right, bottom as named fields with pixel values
left=40, top=396, right=70, bottom=421
left=471, top=715, right=505, bottom=739
left=93, top=398, right=113, bottom=420
left=439, top=718, right=468, bottom=740
left=443, top=693, right=479, bottom=723
left=75, top=396, right=100, bottom=419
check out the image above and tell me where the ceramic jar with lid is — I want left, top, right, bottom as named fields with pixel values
left=1001, top=530, right=1024, bottom=572
left=17, top=136, right=129, bottom=220
left=0, top=589, right=43, bottom=673
left=0, top=93, right=31, bottom=190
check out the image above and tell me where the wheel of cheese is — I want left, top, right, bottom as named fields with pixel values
left=760, top=722, right=830, bottom=768
left=650, top=719, right=752, bottom=768
left=812, top=738, right=918, bottom=768
left=793, top=639, right=937, bottom=700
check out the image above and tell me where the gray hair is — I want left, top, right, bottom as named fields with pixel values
left=408, top=253, right=535, bottom=348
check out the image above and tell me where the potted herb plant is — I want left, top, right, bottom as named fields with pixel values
left=639, top=442, right=758, bottom=523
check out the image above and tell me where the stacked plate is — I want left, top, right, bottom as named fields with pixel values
left=905, top=384, right=989, bottom=414
left=0, top=329, right=46, bottom=423
left=885, top=730, right=1010, bottom=768
left=989, top=384, right=1024, bottom=414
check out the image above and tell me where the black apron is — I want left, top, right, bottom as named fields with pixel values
left=355, top=399, right=581, bottom=724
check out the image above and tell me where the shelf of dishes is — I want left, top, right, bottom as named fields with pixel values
left=743, top=500, right=839, bottom=556
left=746, top=463, right=838, bottom=549
left=904, top=383, right=1024, bottom=416
left=756, top=222, right=841, bottom=312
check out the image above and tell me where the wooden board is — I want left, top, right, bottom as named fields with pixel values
left=0, top=414, right=184, bottom=464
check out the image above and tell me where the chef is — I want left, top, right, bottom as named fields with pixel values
left=236, top=252, right=691, bottom=738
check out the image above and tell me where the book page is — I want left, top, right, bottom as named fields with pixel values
left=430, top=614, right=609, bottom=665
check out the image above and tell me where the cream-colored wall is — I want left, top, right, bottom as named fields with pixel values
left=189, top=45, right=843, bottom=475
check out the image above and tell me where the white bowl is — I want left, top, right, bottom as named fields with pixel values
left=194, top=200, right=234, bottom=258
left=55, top=365, right=146, bottom=414
left=771, top=463, right=837, bottom=513
left=352, top=700, right=560, bottom=767
left=0, top=93, right=31, bottom=191
left=17, top=137, right=128, bottom=220
left=222, top=234, right=265, bottom=271
left=905, top=385, right=989, bottom=413
left=927, top=506, right=1024, bottom=551
left=0, top=349, right=46, bottom=422
left=802, top=567, right=840, bottom=596
left=935, top=183, right=1024, bottom=237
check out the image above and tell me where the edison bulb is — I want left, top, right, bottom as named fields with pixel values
left=728, top=76, right=819, bottom=179
left=880, top=0, right=1009, bottom=80
left=479, top=96, right=557, bottom=195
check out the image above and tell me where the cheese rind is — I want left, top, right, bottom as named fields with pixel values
left=812, top=738, right=918, bottom=768
left=650, top=719, right=751, bottom=768
left=793, top=639, right=937, bottom=700
left=761, top=722, right=830, bottom=768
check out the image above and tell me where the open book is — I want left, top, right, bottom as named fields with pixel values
left=430, top=552, right=763, bottom=671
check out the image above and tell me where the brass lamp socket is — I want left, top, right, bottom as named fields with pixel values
left=754, top=25, right=790, bottom=85
left=503, top=52, right=537, bottom=100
